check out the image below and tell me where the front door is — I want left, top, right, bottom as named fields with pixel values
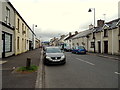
left=2, top=32, right=5, bottom=58
left=98, top=41, right=101, bottom=53
left=104, top=41, right=108, bottom=53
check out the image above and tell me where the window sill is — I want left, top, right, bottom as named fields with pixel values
left=103, top=36, right=108, bottom=38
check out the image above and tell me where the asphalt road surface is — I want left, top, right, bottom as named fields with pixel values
left=44, top=52, right=119, bottom=88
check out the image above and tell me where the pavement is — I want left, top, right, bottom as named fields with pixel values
left=88, top=52, right=120, bottom=61
left=1, top=48, right=42, bottom=89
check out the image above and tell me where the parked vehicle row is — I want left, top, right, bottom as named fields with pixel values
left=71, top=46, right=86, bottom=54
left=63, top=46, right=87, bottom=54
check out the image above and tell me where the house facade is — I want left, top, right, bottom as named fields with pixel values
left=70, top=19, right=120, bottom=55
left=0, top=1, right=15, bottom=58
left=35, top=38, right=40, bottom=49
left=28, top=29, right=33, bottom=50
left=14, top=11, right=30, bottom=55
left=72, top=28, right=93, bottom=51
left=88, top=19, right=120, bottom=55
left=64, top=31, right=78, bottom=49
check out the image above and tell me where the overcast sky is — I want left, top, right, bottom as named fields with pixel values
left=9, top=0, right=120, bottom=41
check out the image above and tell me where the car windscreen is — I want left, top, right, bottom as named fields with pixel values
left=46, top=48, right=62, bottom=53
left=76, top=46, right=85, bottom=49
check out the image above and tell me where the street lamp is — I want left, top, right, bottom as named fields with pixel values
left=32, top=24, right=37, bottom=32
left=32, top=24, right=37, bottom=49
left=88, top=8, right=96, bottom=53
left=88, top=8, right=95, bottom=27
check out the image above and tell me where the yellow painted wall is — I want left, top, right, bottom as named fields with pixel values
left=15, top=13, right=29, bottom=55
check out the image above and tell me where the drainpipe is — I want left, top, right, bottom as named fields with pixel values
left=101, top=31, right=103, bottom=53
left=93, top=32, right=96, bottom=53
left=112, top=29, right=113, bottom=54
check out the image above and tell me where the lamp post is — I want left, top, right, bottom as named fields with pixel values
left=88, top=8, right=96, bottom=53
left=88, top=8, right=95, bottom=27
left=32, top=24, right=37, bottom=49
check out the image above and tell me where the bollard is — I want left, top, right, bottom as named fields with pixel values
left=26, top=57, right=31, bottom=69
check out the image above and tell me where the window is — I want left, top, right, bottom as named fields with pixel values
left=17, top=18, right=20, bottom=32
left=17, top=37, right=19, bottom=50
left=91, top=42, right=95, bottom=48
left=5, top=33, right=12, bottom=52
left=77, top=43, right=79, bottom=46
left=25, top=26, right=26, bottom=36
left=6, top=7, right=10, bottom=25
left=22, top=23, right=24, bottom=31
left=118, top=25, right=120, bottom=36
left=119, top=40, right=120, bottom=51
left=93, top=32, right=95, bottom=39
left=25, top=39, right=26, bottom=50
left=22, top=23, right=24, bottom=35
left=104, top=29, right=108, bottom=37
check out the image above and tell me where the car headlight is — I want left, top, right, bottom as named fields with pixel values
left=46, top=56, right=51, bottom=59
left=61, top=55, right=65, bottom=59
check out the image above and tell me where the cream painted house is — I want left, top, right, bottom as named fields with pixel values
left=14, top=11, right=30, bottom=55
left=70, top=19, right=120, bottom=55
left=88, top=18, right=120, bottom=55
left=64, top=32, right=78, bottom=49
left=72, top=29, right=92, bottom=51
left=88, top=27, right=103, bottom=53
left=0, top=1, right=15, bottom=58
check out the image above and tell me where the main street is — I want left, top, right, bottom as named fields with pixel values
left=43, top=52, right=119, bottom=88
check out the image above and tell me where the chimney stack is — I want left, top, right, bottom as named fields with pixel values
left=69, top=32, right=72, bottom=36
left=89, top=24, right=94, bottom=29
left=97, top=19, right=105, bottom=27
left=75, top=31, right=78, bottom=35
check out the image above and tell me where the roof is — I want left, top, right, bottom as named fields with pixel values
left=58, top=34, right=69, bottom=41
left=93, top=27, right=103, bottom=33
left=64, top=34, right=77, bottom=40
left=72, top=29, right=93, bottom=39
left=103, top=18, right=120, bottom=30
left=93, top=18, right=120, bottom=32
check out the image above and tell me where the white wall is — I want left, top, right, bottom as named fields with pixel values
left=118, top=1, right=120, bottom=18
left=0, top=1, right=2, bottom=58
left=0, top=24, right=2, bottom=58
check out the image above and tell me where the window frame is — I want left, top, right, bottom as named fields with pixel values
left=91, top=42, right=95, bottom=48
left=104, top=29, right=108, bottom=37
left=17, top=18, right=20, bottom=33
left=6, top=7, right=10, bottom=25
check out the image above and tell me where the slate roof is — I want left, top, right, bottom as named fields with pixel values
left=72, top=29, right=93, bottom=39
left=104, top=18, right=120, bottom=30
left=93, top=27, right=103, bottom=33
left=64, top=34, right=77, bottom=40
left=93, top=18, right=120, bottom=33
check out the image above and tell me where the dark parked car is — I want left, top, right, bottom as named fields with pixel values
left=64, top=46, right=72, bottom=52
left=43, top=46, right=66, bottom=65
left=71, top=46, right=86, bottom=54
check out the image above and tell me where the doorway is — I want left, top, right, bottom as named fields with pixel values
left=2, top=32, right=5, bottom=58
left=98, top=41, right=101, bottom=53
left=104, top=41, right=108, bottom=53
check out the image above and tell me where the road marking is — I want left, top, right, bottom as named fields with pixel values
left=0, top=61, right=7, bottom=64
left=115, top=72, right=120, bottom=75
left=76, top=58, right=95, bottom=66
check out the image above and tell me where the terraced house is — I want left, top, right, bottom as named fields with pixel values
left=0, top=0, right=15, bottom=58
left=14, top=11, right=30, bottom=55
left=68, top=19, right=120, bottom=55
left=0, top=0, right=37, bottom=58
left=87, top=19, right=120, bottom=55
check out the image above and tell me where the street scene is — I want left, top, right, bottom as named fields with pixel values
left=44, top=52, right=119, bottom=88
left=0, top=0, right=120, bottom=89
